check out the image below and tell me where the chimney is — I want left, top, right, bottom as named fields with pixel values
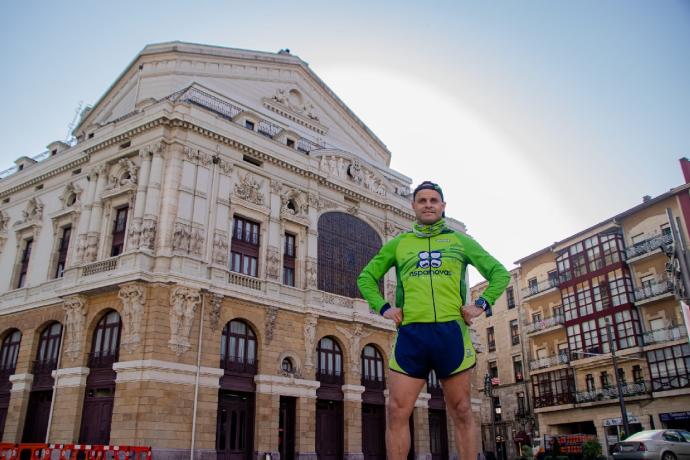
left=680, top=157, right=690, bottom=184
left=642, top=195, right=651, bottom=203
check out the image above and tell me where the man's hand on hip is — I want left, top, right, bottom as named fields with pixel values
left=383, top=306, right=404, bottom=327
left=461, top=305, right=484, bottom=325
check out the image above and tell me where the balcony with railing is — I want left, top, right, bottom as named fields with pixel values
left=634, top=278, right=674, bottom=304
left=529, top=352, right=570, bottom=371
left=534, top=392, right=574, bottom=409
left=574, top=381, right=649, bottom=403
left=88, top=352, right=119, bottom=369
left=361, top=376, right=386, bottom=391
left=525, top=312, right=565, bottom=335
left=626, top=233, right=673, bottom=261
left=643, top=325, right=688, bottom=346
left=316, top=370, right=344, bottom=386
left=522, top=279, right=559, bottom=299
left=220, top=356, right=258, bottom=375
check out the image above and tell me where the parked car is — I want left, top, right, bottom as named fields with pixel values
left=611, top=429, right=690, bottom=460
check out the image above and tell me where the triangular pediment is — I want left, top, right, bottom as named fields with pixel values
left=75, top=41, right=391, bottom=166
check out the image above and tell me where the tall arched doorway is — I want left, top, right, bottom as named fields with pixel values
left=23, top=322, right=62, bottom=442
left=316, top=336, right=344, bottom=460
left=217, top=320, right=257, bottom=460
left=361, top=344, right=386, bottom=460
left=79, top=310, right=121, bottom=444
left=0, top=329, right=21, bottom=438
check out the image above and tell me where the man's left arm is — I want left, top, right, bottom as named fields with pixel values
left=462, top=235, right=511, bottom=305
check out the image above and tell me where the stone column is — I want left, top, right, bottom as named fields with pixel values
left=446, top=410, right=458, bottom=460
left=156, top=144, right=183, bottom=258
left=413, top=393, right=432, bottom=460
left=254, top=375, right=320, bottom=460
left=141, top=144, right=164, bottom=251
left=343, top=384, right=365, bottom=460
left=76, top=167, right=99, bottom=262
left=85, top=164, right=109, bottom=262
left=254, top=392, right=280, bottom=460
left=48, top=367, right=90, bottom=442
left=3, top=373, right=33, bottom=442
left=127, top=149, right=152, bottom=250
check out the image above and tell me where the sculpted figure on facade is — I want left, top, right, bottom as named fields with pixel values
left=62, top=295, right=86, bottom=360
left=118, top=283, right=145, bottom=352
left=347, top=160, right=364, bottom=185
left=173, top=222, right=191, bottom=253
left=0, top=210, right=8, bottom=233
left=266, top=246, right=281, bottom=280
left=190, top=227, right=205, bottom=256
left=305, top=258, right=318, bottom=289
left=208, top=293, right=223, bottom=332
left=75, top=234, right=88, bottom=263
left=264, top=306, right=278, bottom=344
left=59, top=183, right=82, bottom=209
left=127, top=219, right=142, bottom=250
left=303, top=314, right=318, bottom=368
left=140, top=218, right=157, bottom=250
left=336, top=323, right=371, bottom=374
left=234, top=173, right=265, bottom=206
left=109, top=157, right=138, bottom=189
left=16, top=197, right=43, bottom=226
left=169, top=287, right=201, bottom=355
left=280, top=188, right=309, bottom=217
left=212, top=231, right=229, bottom=265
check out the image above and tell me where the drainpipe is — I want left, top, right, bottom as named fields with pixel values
left=190, top=293, right=205, bottom=460
left=45, top=324, right=67, bottom=443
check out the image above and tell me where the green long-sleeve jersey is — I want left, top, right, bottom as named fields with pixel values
left=357, top=229, right=510, bottom=325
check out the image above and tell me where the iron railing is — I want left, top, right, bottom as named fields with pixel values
left=626, top=233, right=673, bottom=259
left=525, top=313, right=565, bottom=334
left=316, top=370, right=344, bottom=385
left=574, top=381, right=649, bottom=403
left=522, top=278, right=559, bottom=298
left=529, top=353, right=569, bottom=370
left=643, top=326, right=688, bottom=345
left=220, top=356, right=258, bottom=374
left=635, top=278, right=674, bottom=302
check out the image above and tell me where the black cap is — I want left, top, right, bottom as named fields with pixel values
left=412, top=181, right=444, bottom=201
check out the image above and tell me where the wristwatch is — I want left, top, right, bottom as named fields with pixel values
left=475, top=297, right=492, bottom=316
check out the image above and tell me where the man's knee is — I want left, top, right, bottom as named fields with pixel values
left=388, top=396, right=414, bottom=422
left=448, top=397, right=472, bottom=420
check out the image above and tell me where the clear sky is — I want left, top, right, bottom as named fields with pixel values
left=1, top=1, right=689, bottom=284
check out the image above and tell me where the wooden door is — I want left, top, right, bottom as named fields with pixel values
left=362, top=403, right=386, bottom=460
left=316, top=399, right=343, bottom=460
left=216, top=391, right=254, bottom=460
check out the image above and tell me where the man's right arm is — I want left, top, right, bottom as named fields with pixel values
left=357, top=236, right=401, bottom=314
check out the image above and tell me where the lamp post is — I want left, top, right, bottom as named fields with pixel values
left=484, top=373, right=497, bottom=456
left=606, top=319, right=631, bottom=440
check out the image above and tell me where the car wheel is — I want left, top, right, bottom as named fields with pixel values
left=661, top=452, right=676, bottom=460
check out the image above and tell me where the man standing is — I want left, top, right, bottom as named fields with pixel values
left=357, top=181, right=510, bottom=460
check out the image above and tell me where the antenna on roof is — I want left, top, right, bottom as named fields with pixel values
left=65, top=101, right=85, bottom=145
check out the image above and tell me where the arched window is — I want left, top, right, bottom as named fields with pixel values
left=89, top=311, right=121, bottom=368
left=318, top=212, right=382, bottom=298
left=361, top=345, right=385, bottom=389
left=35, top=323, right=62, bottom=374
left=317, top=337, right=343, bottom=384
left=0, top=330, right=21, bottom=373
left=221, top=320, right=257, bottom=374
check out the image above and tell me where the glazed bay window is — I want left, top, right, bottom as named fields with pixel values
left=283, top=233, right=296, bottom=286
left=54, top=225, right=72, bottom=278
left=231, top=216, right=260, bottom=277
left=647, top=343, right=690, bottom=391
left=615, top=309, right=641, bottom=349
left=557, top=232, right=625, bottom=283
left=110, top=206, right=128, bottom=256
left=17, top=238, right=33, bottom=288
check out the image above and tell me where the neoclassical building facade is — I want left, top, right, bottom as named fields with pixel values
left=0, top=42, right=478, bottom=460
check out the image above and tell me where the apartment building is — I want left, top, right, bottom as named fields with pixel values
left=471, top=270, right=534, bottom=460
left=0, top=42, right=476, bottom=460
left=515, top=161, right=690, bottom=452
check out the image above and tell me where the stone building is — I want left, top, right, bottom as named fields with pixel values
left=512, top=159, right=690, bottom=453
left=0, top=42, right=480, bottom=460
left=470, top=270, right=534, bottom=460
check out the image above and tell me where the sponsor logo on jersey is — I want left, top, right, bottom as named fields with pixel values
left=417, top=251, right=442, bottom=268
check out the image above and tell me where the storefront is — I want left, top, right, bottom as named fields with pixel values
left=660, top=411, right=690, bottom=431
left=603, top=415, right=642, bottom=452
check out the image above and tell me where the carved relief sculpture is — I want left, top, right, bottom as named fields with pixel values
left=280, top=188, right=309, bottom=217
left=140, top=218, right=157, bottom=250
left=108, top=157, right=139, bottom=189
left=127, top=219, right=142, bottom=250
left=264, top=306, right=278, bottom=344
left=169, top=287, right=201, bottom=355
left=303, top=314, right=318, bottom=368
left=118, top=283, right=145, bottom=352
left=15, top=197, right=43, bottom=227
left=305, top=257, right=318, bottom=289
left=336, top=323, right=371, bottom=374
left=59, top=183, right=83, bottom=209
left=0, top=210, right=8, bottom=253
left=266, top=246, right=281, bottom=280
left=208, top=293, right=223, bottom=332
left=234, top=173, right=265, bottom=206
left=212, top=231, right=229, bottom=265
left=62, top=295, right=86, bottom=360
left=173, top=222, right=191, bottom=253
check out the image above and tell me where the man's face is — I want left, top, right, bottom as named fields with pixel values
left=412, top=189, right=446, bottom=225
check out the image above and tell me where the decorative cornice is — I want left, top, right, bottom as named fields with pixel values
left=0, top=156, right=89, bottom=199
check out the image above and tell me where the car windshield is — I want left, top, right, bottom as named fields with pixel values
left=679, top=431, right=690, bottom=442
left=625, top=431, right=658, bottom=441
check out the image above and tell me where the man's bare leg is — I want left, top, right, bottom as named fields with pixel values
left=441, top=369, right=478, bottom=460
left=387, top=371, right=427, bottom=460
